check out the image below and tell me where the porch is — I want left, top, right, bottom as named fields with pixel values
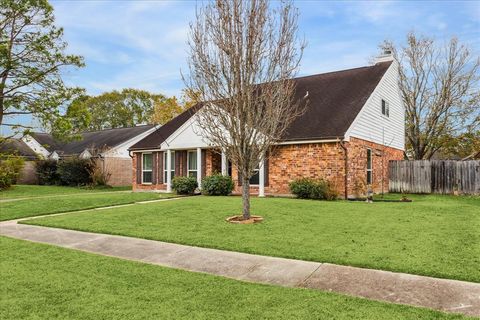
left=134, top=148, right=267, bottom=196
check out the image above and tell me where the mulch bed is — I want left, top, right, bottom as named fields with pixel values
left=225, top=215, right=264, bottom=224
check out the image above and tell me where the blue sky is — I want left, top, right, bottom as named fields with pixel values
left=2, top=0, right=479, bottom=135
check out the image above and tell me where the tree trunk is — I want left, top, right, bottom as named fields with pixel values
left=241, top=177, right=250, bottom=220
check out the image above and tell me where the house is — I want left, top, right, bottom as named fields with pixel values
left=129, top=53, right=405, bottom=198
left=22, top=125, right=157, bottom=186
left=0, top=138, right=39, bottom=184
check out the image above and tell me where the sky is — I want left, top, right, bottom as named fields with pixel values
left=2, top=0, right=479, bottom=135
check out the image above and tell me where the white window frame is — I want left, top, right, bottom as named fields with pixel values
left=366, top=148, right=373, bottom=185
left=381, top=99, right=390, bottom=118
left=163, top=151, right=175, bottom=184
left=142, top=153, right=153, bottom=185
left=187, top=150, right=198, bottom=178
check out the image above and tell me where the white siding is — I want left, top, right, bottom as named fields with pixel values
left=345, top=61, right=405, bottom=150
left=104, top=126, right=158, bottom=158
left=22, top=135, right=50, bottom=158
left=160, top=117, right=211, bottom=150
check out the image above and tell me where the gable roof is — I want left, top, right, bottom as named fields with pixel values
left=0, top=139, right=38, bottom=160
left=32, top=124, right=155, bottom=156
left=130, top=61, right=392, bottom=150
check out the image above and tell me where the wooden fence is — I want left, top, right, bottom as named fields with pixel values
left=388, top=160, right=480, bottom=195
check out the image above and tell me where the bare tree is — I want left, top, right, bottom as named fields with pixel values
left=185, top=0, right=306, bottom=219
left=383, top=32, right=479, bottom=160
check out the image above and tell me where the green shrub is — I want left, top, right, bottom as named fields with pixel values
left=172, top=176, right=198, bottom=195
left=201, top=173, right=234, bottom=196
left=0, top=154, right=25, bottom=190
left=57, top=158, right=94, bottom=186
left=289, top=178, right=338, bottom=200
left=36, top=159, right=59, bottom=185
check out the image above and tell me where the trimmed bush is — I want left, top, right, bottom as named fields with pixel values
left=57, top=158, right=94, bottom=186
left=36, top=159, right=59, bottom=185
left=172, top=176, right=198, bottom=195
left=201, top=173, right=234, bottom=196
left=289, top=178, right=338, bottom=200
left=0, top=154, right=25, bottom=190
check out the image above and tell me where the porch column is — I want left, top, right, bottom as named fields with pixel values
left=197, top=147, right=202, bottom=189
left=221, top=151, right=227, bottom=176
left=259, top=159, right=265, bottom=197
left=166, top=149, right=172, bottom=192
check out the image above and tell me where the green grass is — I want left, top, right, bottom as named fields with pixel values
left=0, top=236, right=467, bottom=320
left=25, top=194, right=480, bottom=283
left=0, top=184, right=132, bottom=199
left=0, top=192, right=176, bottom=221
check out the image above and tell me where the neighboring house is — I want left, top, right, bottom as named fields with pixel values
left=0, top=138, right=39, bottom=184
left=129, top=53, right=405, bottom=198
left=23, top=125, right=157, bottom=186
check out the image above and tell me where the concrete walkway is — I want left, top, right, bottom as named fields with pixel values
left=1, top=220, right=479, bottom=317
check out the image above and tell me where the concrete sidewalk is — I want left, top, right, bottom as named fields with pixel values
left=1, top=220, right=479, bottom=317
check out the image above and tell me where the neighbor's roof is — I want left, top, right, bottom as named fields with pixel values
left=32, top=124, right=155, bottom=155
left=130, top=61, right=392, bottom=150
left=0, top=139, right=38, bottom=160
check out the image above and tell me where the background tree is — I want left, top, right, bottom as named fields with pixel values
left=0, top=0, right=84, bottom=139
left=383, top=32, right=479, bottom=159
left=437, top=131, right=480, bottom=159
left=150, top=88, right=199, bottom=124
left=185, top=0, right=306, bottom=220
left=66, top=88, right=165, bottom=131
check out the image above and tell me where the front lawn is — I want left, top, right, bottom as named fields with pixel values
left=25, top=194, right=480, bottom=283
left=1, top=191, right=175, bottom=221
left=0, top=184, right=131, bottom=199
left=0, top=236, right=465, bottom=320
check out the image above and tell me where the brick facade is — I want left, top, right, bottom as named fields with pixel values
left=132, top=137, right=403, bottom=197
left=101, top=157, right=133, bottom=186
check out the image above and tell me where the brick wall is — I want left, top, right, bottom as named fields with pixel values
left=205, top=149, right=222, bottom=175
left=346, top=137, right=403, bottom=197
left=132, top=139, right=403, bottom=197
left=231, top=138, right=403, bottom=197
left=101, top=157, right=133, bottom=186
left=231, top=142, right=346, bottom=196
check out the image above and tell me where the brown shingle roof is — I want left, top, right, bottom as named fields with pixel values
left=130, top=61, right=392, bottom=150
left=32, top=125, right=155, bottom=155
left=0, top=139, right=38, bottom=159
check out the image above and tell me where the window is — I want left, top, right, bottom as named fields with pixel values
left=381, top=99, right=390, bottom=117
left=163, top=151, right=175, bottom=183
left=249, top=164, right=260, bottom=185
left=142, top=153, right=153, bottom=184
left=366, top=149, right=372, bottom=185
left=187, top=150, right=198, bottom=179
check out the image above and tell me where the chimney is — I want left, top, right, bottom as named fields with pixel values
left=375, top=49, right=394, bottom=64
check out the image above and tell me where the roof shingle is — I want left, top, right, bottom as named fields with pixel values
left=32, top=125, right=155, bottom=155
left=130, top=61, right=392, bottom=150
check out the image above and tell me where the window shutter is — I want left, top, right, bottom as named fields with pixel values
left=201, top=149, right=207, bottom=178
left=136, top=153, right=142, bottom=184
left=152, top=152, right=158, bottom=184
left=181, top=151, right=188, bottom=176
left=158, top=151, right=164, bottom=184
left=175, top=151, right=181, bottom=176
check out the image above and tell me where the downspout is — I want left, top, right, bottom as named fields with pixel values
left=339, top=139, right=348, bottom=200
